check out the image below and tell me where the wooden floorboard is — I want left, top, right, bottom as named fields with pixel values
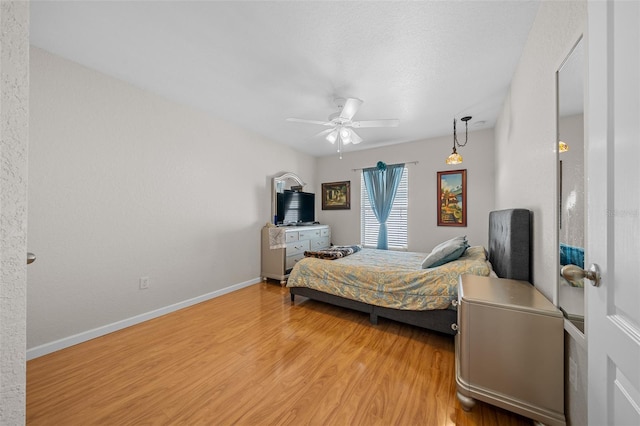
left=27, top=282, right=532, bottom=425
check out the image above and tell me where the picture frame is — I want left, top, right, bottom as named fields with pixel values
left=437, top=169, right=467, bottom=226
left=321, top=181, right=351, bottom=210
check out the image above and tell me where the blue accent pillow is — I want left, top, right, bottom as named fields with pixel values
left=421, top=236, right=469, bottom=268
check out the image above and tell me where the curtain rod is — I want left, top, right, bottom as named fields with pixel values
left=351, top=161, right=418, bottom=172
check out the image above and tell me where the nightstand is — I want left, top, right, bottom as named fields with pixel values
left=455, top=274, right=566, bottom=426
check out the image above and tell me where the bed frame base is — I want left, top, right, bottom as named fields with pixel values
left=290, top=287, right=457, bottom=335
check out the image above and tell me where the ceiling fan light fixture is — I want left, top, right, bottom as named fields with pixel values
left=350, top=130, right=363, bottom=144
left=287, top=97, right=399, bottom=158
left=340, top=127, right=351, bottom=144
left=326, top=130, right=338, bottom=144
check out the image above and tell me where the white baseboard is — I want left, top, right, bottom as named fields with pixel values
left=27, top=277, right=262, bottom=360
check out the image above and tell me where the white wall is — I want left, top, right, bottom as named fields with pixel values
left=27, top=47, right=316, bottom=351
left=316, top=128, right=495, bottom=253
left=494, top=1, right=587, bottom=425
left=494, top=0, right=585, bottom=300
left=0, top=2, right=29, bottom=422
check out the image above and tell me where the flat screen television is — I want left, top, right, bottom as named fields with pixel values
left=276, top=190, right=315, bottom=225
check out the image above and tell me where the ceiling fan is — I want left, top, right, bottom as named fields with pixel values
left=286, top=98, right=399, bottom=154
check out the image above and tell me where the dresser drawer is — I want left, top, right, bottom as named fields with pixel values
left=285, top=253, right=305, bottom=271
left=285, top=231, right=298, bottom=243
left=310, top=237, right=330, bottom=250
left=298, top=229, right=321, bottom=240
left=286, top=240, right=309, bottom=257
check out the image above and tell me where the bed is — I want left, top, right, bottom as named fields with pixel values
left=287, top=209, right=531, bottom=335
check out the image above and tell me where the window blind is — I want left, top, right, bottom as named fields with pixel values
left=360, top=168, right=408, bottom=249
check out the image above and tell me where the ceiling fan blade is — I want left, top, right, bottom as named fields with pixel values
left=351, top=119, right=400, bottom=128
left=286, top=118, right=333, bottom=126
left=350, top=129, right=363, bottom=144
left=339, top=98, right=363, bottom=121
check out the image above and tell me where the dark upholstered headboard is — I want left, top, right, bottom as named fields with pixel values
left=488, top=209, right=531, bottom=282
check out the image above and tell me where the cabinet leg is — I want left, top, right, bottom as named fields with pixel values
left=457, top=391, right=476, bottom=411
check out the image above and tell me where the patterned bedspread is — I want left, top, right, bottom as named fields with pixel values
left=287, top=245, right=491, bottom=310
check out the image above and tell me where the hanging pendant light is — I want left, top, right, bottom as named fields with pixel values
left=446, top=116, right=472, bottom=164
left=446, top=146, right=463, bottom=165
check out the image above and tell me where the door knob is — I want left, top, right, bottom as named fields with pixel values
left=27, top=252, right=36, bottom=265
left=561, top=263, right=601, bottom=287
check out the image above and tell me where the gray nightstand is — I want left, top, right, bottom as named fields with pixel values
left=455, top=274, right=566, bottom=426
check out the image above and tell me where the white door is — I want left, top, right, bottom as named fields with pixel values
left=587, top=1, right=640, bottom=425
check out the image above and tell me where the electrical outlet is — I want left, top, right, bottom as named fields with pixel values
left=569, top=356, right=577, bottom=391
left=139, top=276, right=150, bottom=290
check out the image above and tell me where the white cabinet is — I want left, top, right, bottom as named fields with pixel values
left=455, top=274, right=565, bottom=426
left=261, top=225, right=330, bottom=284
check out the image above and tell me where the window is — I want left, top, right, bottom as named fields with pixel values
left=360, top=167, right=408, bottom=250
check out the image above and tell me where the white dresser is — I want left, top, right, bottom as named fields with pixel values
left=261, top=224, right=330, bottom=284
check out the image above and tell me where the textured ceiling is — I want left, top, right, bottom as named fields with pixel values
left=30, top=1, right=540, bottom=158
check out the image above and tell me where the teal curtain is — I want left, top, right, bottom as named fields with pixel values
left=362, top=163, right=405, bottom=250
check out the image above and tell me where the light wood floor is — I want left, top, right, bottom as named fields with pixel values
left=27, top=282, right=532, bottom=425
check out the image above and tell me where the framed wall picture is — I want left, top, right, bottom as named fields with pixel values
left=437, top=169, right=467, bottom=226
left=321, top=181, right=350, bottom=210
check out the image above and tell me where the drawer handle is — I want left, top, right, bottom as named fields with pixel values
left=451, top=323, right=459, bottom=331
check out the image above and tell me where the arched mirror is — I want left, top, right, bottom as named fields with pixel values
left=557, top=36, right=585, bottom=334
left=271, top=172, right=306, bottom=224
